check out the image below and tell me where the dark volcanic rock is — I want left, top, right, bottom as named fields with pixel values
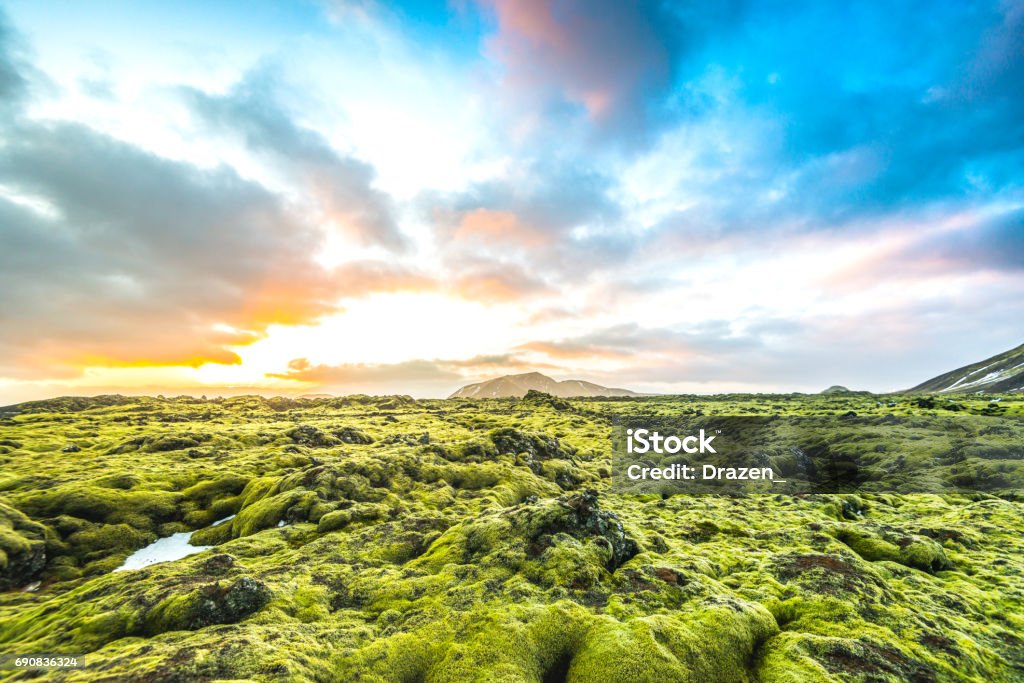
left=190, top=577, right=272, bottom=627
left=333, top=426, right=374, bottom=444
left=556, top=490, right=639, bottom=570
left=286, top=425, right=338, bottom=448
left=490, top=427, right=576, bottom=460
left=148, top=577, right=272, bottom=634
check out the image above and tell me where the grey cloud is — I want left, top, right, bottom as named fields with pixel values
left=183, top=70, right=406, bottom=250
left=266, top=353, right=544, bottom=396
left=444, top=256, right=552, bottom=302
left=0, top=11, right=35, bottom=114
left=0, top=118, right=426, bottom=378
left=426, top=159, right=634, bottom=280
left=926, top=208, right=1024, bottom=272
left=518, top=322, right=767, bottom=361
left=475, top=0, right=744, bottom=147
left=0, top=119, right=343, bottom=375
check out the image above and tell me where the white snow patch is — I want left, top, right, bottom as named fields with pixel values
left=115, top=514, right=234, bottom=572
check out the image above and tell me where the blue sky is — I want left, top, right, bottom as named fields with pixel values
left=0, top=0, right=1021, bottom=401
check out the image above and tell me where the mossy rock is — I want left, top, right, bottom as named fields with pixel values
left=285, top=425, right=339, bottom=448
left=490, top=427, right=577, bottom=461
left=832, top=524, right=953, bottom=573
left=0, top=502, right=47, bottom=590
left=144, top=577, right=272, bottom=634
left=333, top=426, right=374, bottom=444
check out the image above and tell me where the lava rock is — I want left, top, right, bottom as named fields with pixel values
left=181, top=577, right=272, bottom=630
left=286, top=425, right=338, bottom=448
left=333, top=427, right=374, bottom=444
left=557, top=490, right=639, bottom=570
left=490, top=427, right=576, bottom=460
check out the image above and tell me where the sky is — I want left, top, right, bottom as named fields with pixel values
left=0, top=0, right=1022, bottom=403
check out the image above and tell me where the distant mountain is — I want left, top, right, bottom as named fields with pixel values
left=821, top=385, right=852, bottom=395
left=910, top=343, right=1024, bottom=393
left=449, top=372, right=640, bottom=399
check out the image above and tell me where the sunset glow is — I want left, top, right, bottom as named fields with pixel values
left=1, top=0, right=1022, bottom=403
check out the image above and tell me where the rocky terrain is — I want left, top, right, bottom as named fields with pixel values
left=0, top=391, right=1022, bottom=681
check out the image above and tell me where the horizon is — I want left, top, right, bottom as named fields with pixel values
left=0, top=350, right=1007, bottom=406
left=2, top=0, right=1022, bottom=404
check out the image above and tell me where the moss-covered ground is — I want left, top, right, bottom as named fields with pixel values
left=0, top=392, right=1022, bottom=682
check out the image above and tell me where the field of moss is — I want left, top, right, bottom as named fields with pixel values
left=0, top=391, right=1022, bottom=682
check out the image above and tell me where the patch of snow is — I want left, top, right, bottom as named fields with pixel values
left=115, top=514, right=234, bottom=572
left=941, top=374, right=971, bottom=392
left=116, top=533, right=212, bottom=572
left=942, top=369, right=1006, bottom=392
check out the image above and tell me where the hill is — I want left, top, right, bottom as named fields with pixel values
left=448, top=371, right=640, bottom=399
left=910, top=342, right=1024, bottom=393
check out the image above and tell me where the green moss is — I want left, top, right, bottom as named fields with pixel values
left=317, top=509, right=351, bottom=533
left=233, top=491, right=302, bottom=537
left=833, top=524, right=953, bottom=572
left=0, top=393, right=1021, bottom=681
left=0, top=502, right=48, bottom=589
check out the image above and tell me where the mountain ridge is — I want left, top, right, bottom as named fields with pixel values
left=449, top=372, right=640, bottom=399
left=910, top=343, right=1024, bottom=393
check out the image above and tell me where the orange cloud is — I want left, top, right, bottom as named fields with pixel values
left=452, top=208, right=550, bottom=246
left=448, top=260, right=550, bottom=303
left=516, top=340, right=633, bottom=361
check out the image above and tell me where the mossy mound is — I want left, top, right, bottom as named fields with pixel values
left=0, top=502, right=47, bottom=590
left=521, top=390, right=573, bottom=411
left=144, top=576, right=272, bottom=634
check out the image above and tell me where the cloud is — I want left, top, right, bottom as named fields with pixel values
left=0, top=117, right=425, bottom=380
left=930, top=208, right=1024, bottom=271
left=823, top=208, right=1024, bottom=292
left=269, top=358, right=462, bottom=385
left=613, top=0, right=1024, bottom=259
left=0, top=121, right=335, bottom=376
left=266, top=353, right=544, bottom=395
left=0, top=17, right=431, bottom=381
left=183, top=69, right=407, bottom=250
left=517, top=322, right=767, bottom=363
left=426, top=159, right=633, bottom=281
left=475, top=0, right=698, bottom=143
left=3, top=2, right=1023, bottom=401
left=448, top=259, right=552, bottom=302
left=0, top=10, right=35, bottom=115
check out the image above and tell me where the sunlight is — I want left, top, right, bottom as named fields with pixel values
left=194, top=292, right=526, bottom=384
